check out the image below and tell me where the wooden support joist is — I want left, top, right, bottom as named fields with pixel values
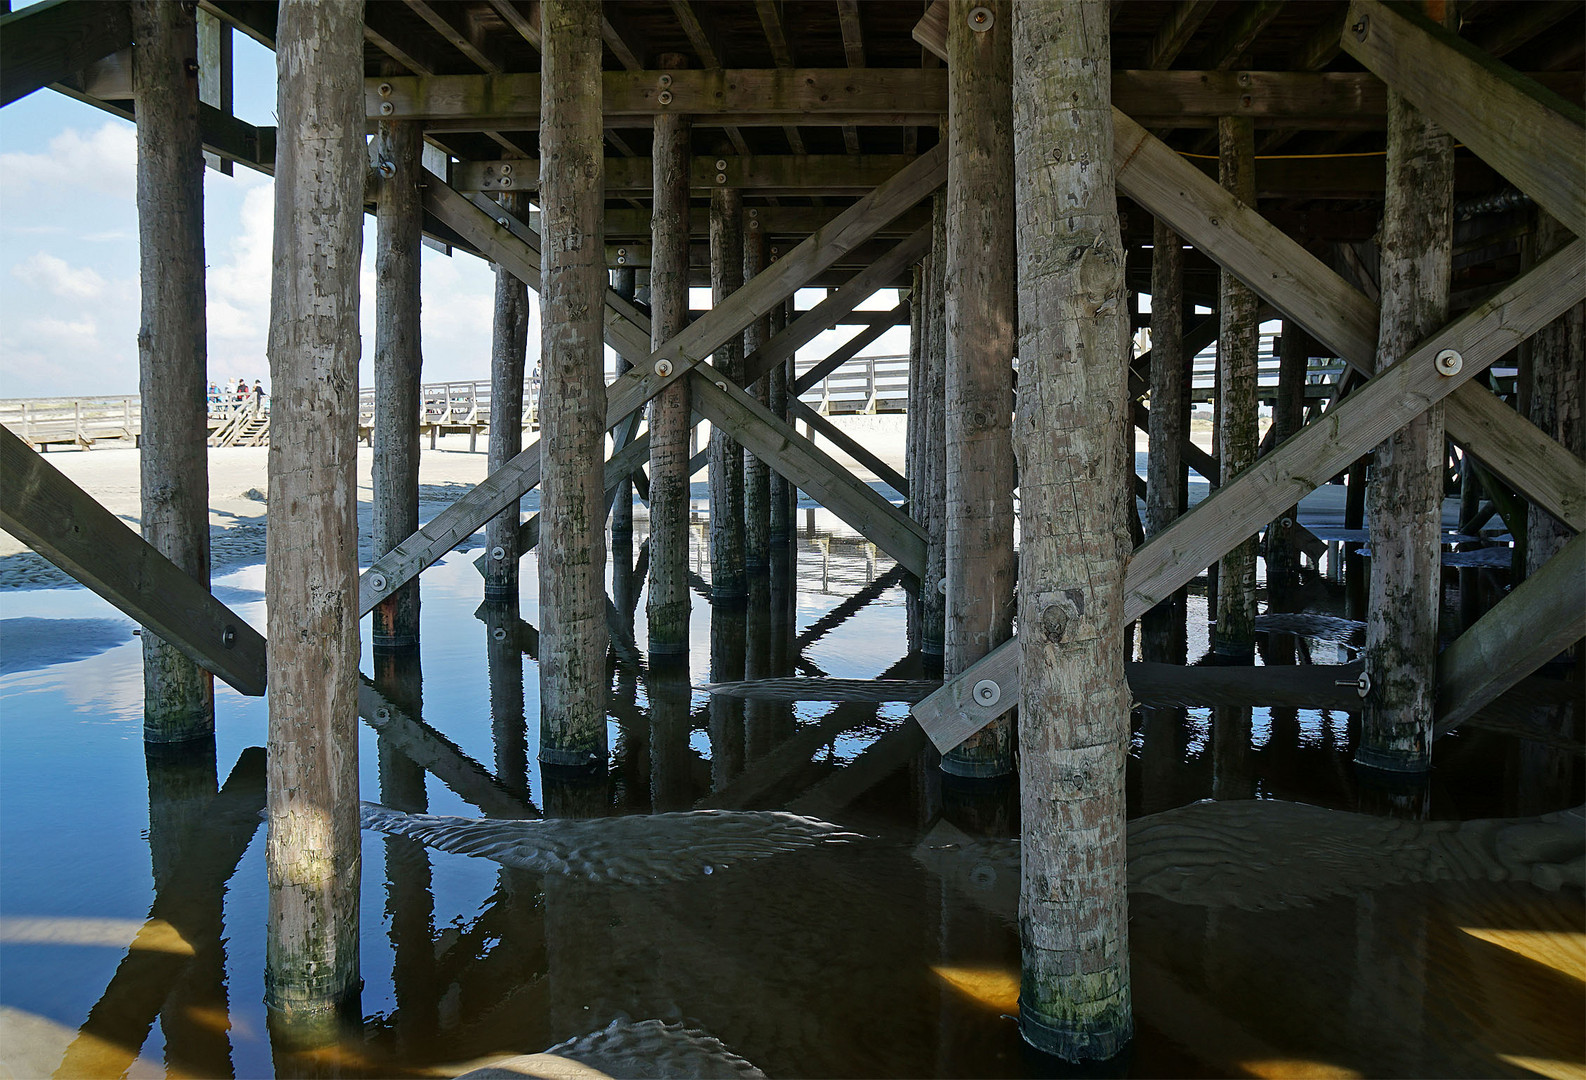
left=1340, top=0, right=1586, bottom=239
left=1435, top=531, right=1586, bottom=736
left=912, top=238, right=1585, bottom=752
left=372, top=68, right=1562, bottom=129
left=791, top=399, right=909, bottom=497
left=457, top=153, right=918, bottom=196
left=690, top=371, right=927, bottom=575
left=359, top=678, right=538, bottom=818
left=0, top=426, right=266, bottom=696
left=0, top=0, right=132, bottom=106
left=360, top=147, right=947, bottom=615
left=601, top=205, right=932, bottom=242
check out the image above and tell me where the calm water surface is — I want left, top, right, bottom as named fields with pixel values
left=1, top=513, right=1581, bottom=1078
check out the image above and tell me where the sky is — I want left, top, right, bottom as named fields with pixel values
left=0, top=20, right=910, bottom=402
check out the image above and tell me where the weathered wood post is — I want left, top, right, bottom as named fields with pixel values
left=1525, top=211, right=1584, bottom=580
left=264, top=0, right=363, bottom=1032
left=744, top=228, right=772, bottom=571
left=611, top=266, right=638, bottom=539
left=709, top=185, right=748, bottom=602
left=1213, top=115, right=1258, bottom=662
left=768, top=297, right=793, bottom=547
left=1266, top=320, right=1311, bottom=618
left=485, top=191, right=531, bottom=603
left=647, top=53, right=693, bottom=663
left=941, top=0, right=1018, bottom=779
left=1011, top=0, right=1132, bottom=1059
left=539, top=0, right=609, bottom=771
left=1142, top=219, right=1187, bottom=665
left=133, top=0, right=213, bottom=744
left=1359, top=40, right=1454, bottom=773
left=906, top=262, right=925, bottom=653
left=372, top=115, right=423, bottom=648
left=920, top=192, right=948, bottom=672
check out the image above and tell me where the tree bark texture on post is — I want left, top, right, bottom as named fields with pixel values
left=743, top=227, right=772, bottom=571
left=1359, top=78, right=1453, bottom=773
left=1011, top=0, right=1133, bottom=1061
left=538, top=0, right=609, bottom=767
left=263, top=0, right=364, bottom=1027
left=373, top=117, right=423, bottom=646
left=133, top=0, right=213, bottom=744
left=485, top=190, right=532, bottom=603
left=1525, top=211, right=1584, bottom=578
left=941, top=0, right=1017, bottom=779
left=709, top=185, right=747, bottom=602
left=906, top=262, right=925, bottom=653
left=920, top=192, right=948, bottom=669
left=647, top=55, right=693, bottom=662
left=1141, top=218, right=1186, bottom=665
left=611, top=267, right=638, bottom=536
left=1213, top=114, right=1258, bottom=661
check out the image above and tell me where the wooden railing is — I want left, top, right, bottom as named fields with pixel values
left=794, top=353, right=909, bottom=415
left=356, top=380, right=541, bottom=450
left=0, top=396, right=142, bottom=449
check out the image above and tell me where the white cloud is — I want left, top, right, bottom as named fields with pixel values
left=12, top=252, right=106, bottom=299
left=0, top=121, right=136, bottom=202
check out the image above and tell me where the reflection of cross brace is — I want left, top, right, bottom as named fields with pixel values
left=361, top=151, right=943, bottom=616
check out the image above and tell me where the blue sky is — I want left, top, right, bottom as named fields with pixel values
left=0, top=24, right=908, bottom=401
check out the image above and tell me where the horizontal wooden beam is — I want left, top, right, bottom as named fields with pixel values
left=691, top=372, right=926, bottom=576
left=372, top=68, right=1580, bottom=130
left=0, top=425, right=267, bottom=696
left=600, top=205, right=932, bottom=242
left=359, top=146, right=947, bottom=614
left=1435, top=530, right=1586, bottom=735
left=912, top=239, right=1586, bottom=752
left=1341, top=0, right=1586, bottom=238
left=1, top=0, right=132, bottom=106
left=457, top=154, right=919, bottom=196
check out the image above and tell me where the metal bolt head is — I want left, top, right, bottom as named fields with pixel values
left=715, top=159, right=728, bottom=171
left=377, top=159, right=397, bottom=179
left=969, top=5, right=994, bottom=30
left=1434, top=348, right=1463, bottom=377
left=972, top=679, right=1001, bottom=707
left=370, top=573, right=388, bottom=592
left=715, top=380, right=728, bottom=391
left=491, top=545, right=507, bottom=561
left=379, top=101, right=395, bottom=116
left=376, top=707, right=391, bottom=722
left=657, top=89, right=674, bottom=106
left=1351, top=14, right=1369, bottom=41
left=617, top=247, right=627, bottom=256
left=716, top=172, right=728, bottom=185
left=221, top=625, right=237, bottom=649
left=654, top=358, right=674, bottom=377
left=500, top=162, right=513, bottom=175
left=378, top=82, right=393, bottom=98
left=492, top=627, right=507, bottom=642
left=658, top=73, right=673, bottom=88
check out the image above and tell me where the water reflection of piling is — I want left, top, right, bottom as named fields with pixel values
left=483, top=599, right=530, bottom=802
left=710, top=603, right=748, bottom=789
left=648, top=658, right=696, bottom=813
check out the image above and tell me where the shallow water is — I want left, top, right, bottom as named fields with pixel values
left=0, top=517, right=1581, bottom=1079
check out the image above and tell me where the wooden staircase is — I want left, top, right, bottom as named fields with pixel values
left=209, top=408, right=270, bottom=447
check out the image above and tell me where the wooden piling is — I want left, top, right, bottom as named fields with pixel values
left=538, top=0, right=609, bottom=768
left=485, top=191, right=531, bottom=603
left=647, top=54, right=693, bottom=662
left=372, top=116, right=423, bottom=649
left=744, top=229, right=772, bottom=571
left=132, top=0, right=213, bottom=743
left=768, top=297, right=792, bottom=546
left=1360, top=62, right=1453, bottom=773
left=1142, top=218, right=1187, bottom=665
left=941, top=0, right=1017, bottom=779
left=709, top=185, right=748, bottom=602
left=1267, top=320, right=1312, bottom=614
left=920, top=192, right=948, bottom=669
left=263, top=0, right=364, bottom=1026
left=611, top=268, right=639, bottom=538
left=1524, top=211, right=1583, bottom=579
left=1213, top=114, right=1258, bottom=661
left=906, top=262, right=925, bottom=654
left=1011, top=0, right=1133, bottom=1059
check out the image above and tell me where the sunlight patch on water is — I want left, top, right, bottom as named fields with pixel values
left=930, top=965, right=1019, bottom=1014
left=1457, top=926, right=1586, bottom=984
left=0, top=916, right=193, bottom=955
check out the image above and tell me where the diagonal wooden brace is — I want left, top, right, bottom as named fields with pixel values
left=359, top=146, right=947, bottom=616
left=0, top=425, right=267, bottom=696
left=912, top=238, right=1586, bottom=752
left=1434, top=530, right=1586, bottom=736
left=1340, top=0, right=1585, bottom=238
left=690, top=370, right=926, bottom=575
